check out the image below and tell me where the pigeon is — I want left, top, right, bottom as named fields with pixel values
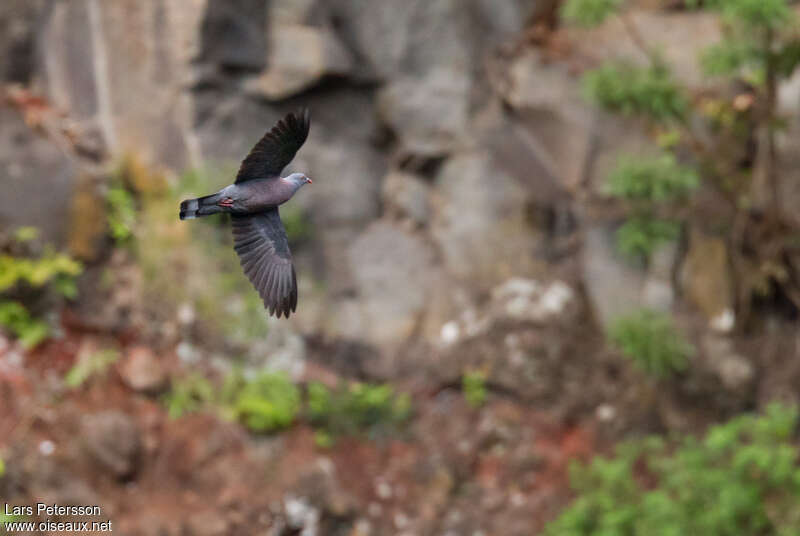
left=179, top=109, right=312, bottom=318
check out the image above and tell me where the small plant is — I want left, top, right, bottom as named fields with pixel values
left=605, top=154, right=699, bottom=260
left=231, top=371, right=301, bottom=433
left=307, top=381, right=411, bottom=443
left=106, top=184, right=137, bottom=243
left=615, top=217, right=681, bottom=259
left=0, top=302, right=49, bottom=349
left=162, top=373, right=215, bottom=419
left=462, top=370, right=488, bottom=408
left=561, top=0, right=622, bottom=26
left=0, top=246, right=82, bottom=297
left=0, top=229, right=82, bottom=348
left=608, top=309, right=693, bottom=377
left=582, top=61, right=688, bottom=122
left=606, top=154, right=699, bottom=203
left=545, top=403, right=800, bottom=535
left=64, top=348, right=120, bottom=388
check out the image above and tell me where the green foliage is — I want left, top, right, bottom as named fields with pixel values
left=0, top=456, right=5, bottom=477
left=561, top=0, right=623, bottom=26
left=606, top=154, right=700, bottom=202
left=583, top=61, right=688, bottom=122
left=0, top=248, right=82, bottom=297
left=608, top=309, right=693, bottom=377
left=308, top=381, right=412, bottom=442
left=164, top=369, right=301, bottom=432
left=230, top=372, right=301, bottom=433
left=616, top=217, right=681, bottom=260
left=700, top=0, right=797, bottom=79
left=605, top=154, right=697, bottom=260
left=13, top=226, right=39, bottom=243
left=106, top=185, right=137, bottom=243
left=701, top=37, right=759, bottom=76
left=462, top=370, right=488, bottom=408
left=0, top=302, right=49, bottom=349
left=0, top=231, right=82, bottom=348
left=706, top=0, right=793, bottom=29
left=64, top=348, right=120, bottom=388
left=545, top=403, right=800, bottom=536
left=163, top=373, right=215, bottom=419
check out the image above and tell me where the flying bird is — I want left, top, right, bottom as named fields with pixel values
left=179, top=109, right=312, bottom=318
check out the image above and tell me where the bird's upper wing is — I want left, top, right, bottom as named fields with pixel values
left=235, top=109, right=310, bottom=184
left=231, top=209, right=298, bottom=318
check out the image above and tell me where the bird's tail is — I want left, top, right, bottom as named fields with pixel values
left=179, top=193, right=224, bottom=220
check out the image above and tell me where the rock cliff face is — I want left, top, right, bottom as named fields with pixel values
left=0, top=0, right=786, bottom=378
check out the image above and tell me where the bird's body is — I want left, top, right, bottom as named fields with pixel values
left=179, top=109, right=312, bottom=318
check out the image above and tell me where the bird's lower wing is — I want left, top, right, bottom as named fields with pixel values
left=231, top=209, right=297, bottom=318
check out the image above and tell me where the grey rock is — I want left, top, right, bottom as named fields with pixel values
left=582, top=226, right=647, bottom=329
left=431, top=152, right=537, bottom=287
left=377, top=67, right=471, bottom=156
left=642, top=243, right=678, bottom=312
left=198, top=0, right=267, bottom=70
left=41, top=0, right=202, bottom=169
left=81, top=411, right=141, bottom=479
left=347, top=222, right=439, bottom=346
left=0, top=105, right=76, bottom=247
left=0, top=0, right=44, bottom=83
left=244, top=24, right=352, bottom=100
left=381, top=170, right=430, bottom=226
left=328, top=0, right=534, bottom=80
left=567, top=9, right=721, bottom=89
left=492, top=49, right=595, bottom=192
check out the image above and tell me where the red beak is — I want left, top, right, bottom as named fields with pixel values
left=307, top=178, right=313, bottom=184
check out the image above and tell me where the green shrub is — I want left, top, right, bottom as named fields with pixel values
left=162, top=373, right=215, bottom=419
left=583, top=61, right=688, bottom=122
left=605, top=154, right=698, bottom=260
left=545, top=403, right=800, bottom=536
left=0, top=302, right=49, bottom=349
left=615, top=217, right=681, bottom=260
left=308, top=381, right=411, bottom=443
left=164, top=370, right=300, bottom=432
left=0, top=247, right=82, bottom=297
left=561, top=0, right=623, bottom=26
left=231, top=372, right=300, bottom=433
left=462, top=370, right=488, bottom=408
left=64, top=348, right=120, bottom=388
left=606, top=154, right=700, bottom=203
left=106, top=185, right=137, bottom=243
left=0, top=230, right=82, bottom=348
left=608, top=309, right=693, bottom=378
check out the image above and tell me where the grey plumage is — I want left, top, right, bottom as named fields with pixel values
left=179, top=109, right=312, bottom=318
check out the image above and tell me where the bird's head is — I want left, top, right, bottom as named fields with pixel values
left=286, top=172, right=313, bottom=189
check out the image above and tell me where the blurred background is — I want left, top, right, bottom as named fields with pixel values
left=2, top=0, right=800, bottom=534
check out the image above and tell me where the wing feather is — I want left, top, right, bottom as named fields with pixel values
left=231, top=209, right=298, bottom=318
left=235, top=109, right=310, bottom=184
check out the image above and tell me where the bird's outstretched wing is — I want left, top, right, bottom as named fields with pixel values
left=235, top=109, right=310, bottom=184
left=231, top=209, right=297, bottom=318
